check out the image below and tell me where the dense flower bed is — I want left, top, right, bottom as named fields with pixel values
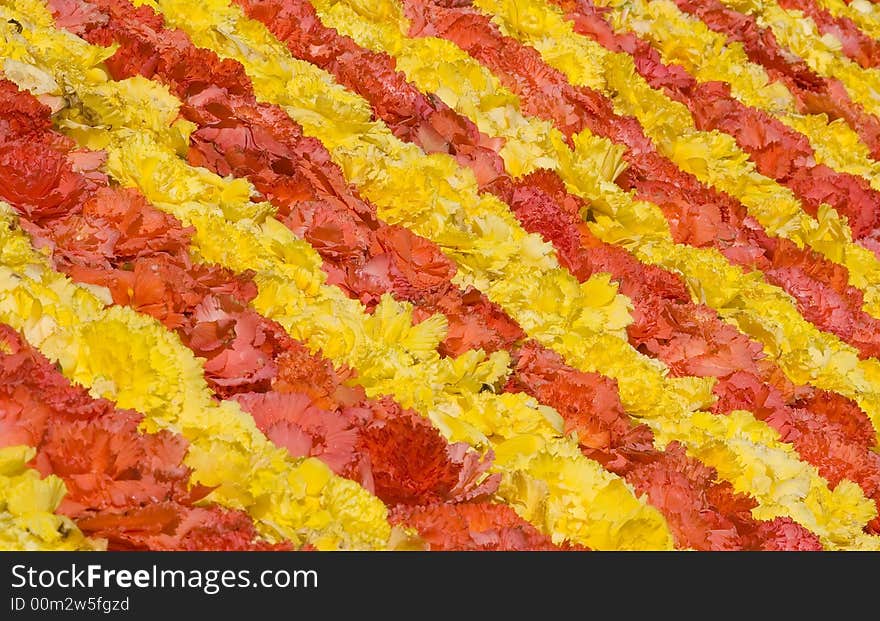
left=2, top=0, right=880, bottom=550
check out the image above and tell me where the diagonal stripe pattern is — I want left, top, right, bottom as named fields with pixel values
left=2, top=0, right=880, bottom=549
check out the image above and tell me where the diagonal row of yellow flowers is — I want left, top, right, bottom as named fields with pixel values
left=583, top=0, right=880, bottom=191
left=811, top=0, right=880, bottom=41
left=713, top=0, right=880, bottom=121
